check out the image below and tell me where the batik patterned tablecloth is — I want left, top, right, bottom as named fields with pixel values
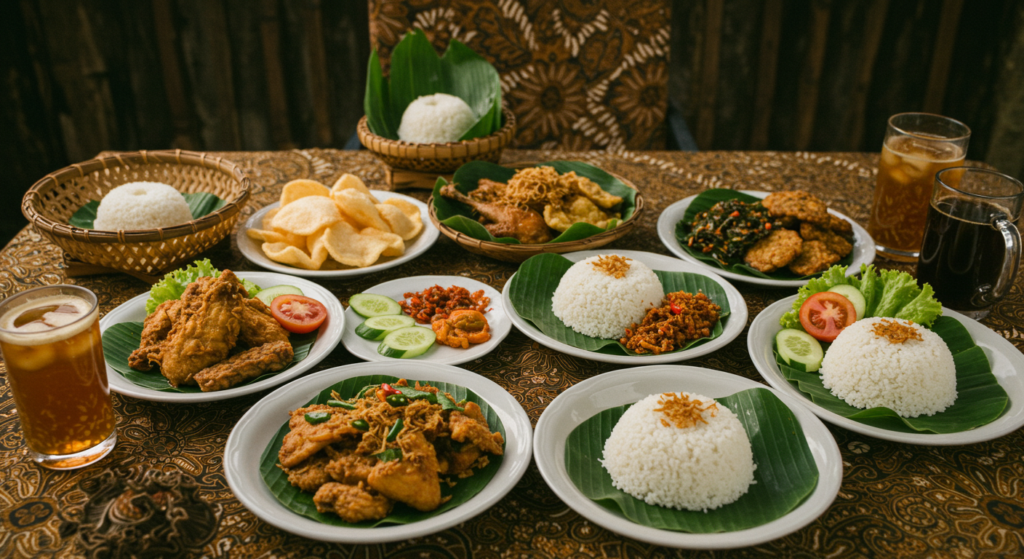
left=1, top=150, right=1022, bottom=558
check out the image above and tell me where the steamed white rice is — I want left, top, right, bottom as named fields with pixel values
left=397, top=93, right=477, bottom=144
left=93, top=182, right=193, bottom=231
left=551, top=256, right=663, bottom=339
left=601, top=392, right=756, bottom=511
left=821, top=317, right=956, bottom=418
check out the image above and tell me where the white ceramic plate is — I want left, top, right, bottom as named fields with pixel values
left=99, top=271, right=344, bottom=403
left=341, top=275, right=510, bottom=365
left=656, top=190, right=875, bottom=287
left=533, top=365, right=842, bottom=549
left=748, top=296, right=1024, bottom=445
left=501, top=249, right=748, bottom=365
left=224, top=361, right=533, bottom=543
left=236, top=190, right=440, bottom=278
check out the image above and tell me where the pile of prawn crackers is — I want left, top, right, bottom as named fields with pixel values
left=246, top=175, right=423, bottom=270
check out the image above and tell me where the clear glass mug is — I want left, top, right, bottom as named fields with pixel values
left=917, top=168, right=1023, bottom=319
left=0, top=285, right=117, bottom=469
left=869, top=113, right=970, bottom=262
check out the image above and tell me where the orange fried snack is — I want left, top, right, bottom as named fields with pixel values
left=762, top=190, right=830, bottom=225
left=788, top=240, right=841, bottom=276
left=743, top=229, right=803, bottom=273
left=800, top=222, right=853, bottom=258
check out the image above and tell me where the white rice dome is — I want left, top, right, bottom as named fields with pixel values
left=93, top=182, right=193, bottom=231
left=551, top=256, right=663, bottom=339
left=397, top=93, right=477, bottom=144
left=601, top=392, right=756, bottom=511
left=821, top=317, right=956, bottom=418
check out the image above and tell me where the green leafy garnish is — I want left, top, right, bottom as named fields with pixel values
left=145, top=259, right=260, bottom=315
left=394, top=385, right=438, bottom=404
left=372, top=448, right=403, bottom=463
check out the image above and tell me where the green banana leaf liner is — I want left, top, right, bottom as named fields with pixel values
left=364, top=30, right=502, bottom=142
left=674, top=189, right=854, bottom=280
left=508, top=253, right=730, bottom=356
left=433, top=160, right=637, bottom=245
left=565, top=387, right=818, bottom=532
left=259, top=374, right=505, bottom=527
left=69, top=193, right=226, bottom=229
left=774, top=316, right=1008, bottom=433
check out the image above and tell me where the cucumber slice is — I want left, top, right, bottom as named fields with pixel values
left=828, top=284, right=866, bottom=320
left=378, top=327, right=435, bottom=358
left=355, top=315, right=416, bottom=341
left=255, top=285, right=303, bottom=307
left=776, top=328, right=824, bottom=373
left=349, top=293, right=402, bottom=318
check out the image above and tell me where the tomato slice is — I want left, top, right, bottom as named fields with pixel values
left=271, top=295, right=327, bottom=334
left=798, top=292, right=857, bottom=342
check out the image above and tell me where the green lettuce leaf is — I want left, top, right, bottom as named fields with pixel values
left=858, top=264, right=881, bottom=317
left=895, top=283, right=943, bottom=327
left=144, top=259, right=260, bottom=314
left=779, top=265, right=855, bottom=328
left=872, top=268, right=921, bottom=318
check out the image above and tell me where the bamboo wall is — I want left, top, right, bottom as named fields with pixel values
left=3, top=0, right=1023, bottom=245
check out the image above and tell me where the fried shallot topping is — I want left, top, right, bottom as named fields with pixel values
left=654, top=392, right=718, bottom=429
left=872, top=319, right=923, bottom=344
left=591, top=255, right=631, bottom=278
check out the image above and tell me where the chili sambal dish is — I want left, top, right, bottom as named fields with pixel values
left=277, top=379, right=504, bottom=523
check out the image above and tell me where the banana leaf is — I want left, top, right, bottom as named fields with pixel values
left=432, top=161, right=636, bottom=245
left=674, top=189, right=854, bottom=280
left=774, top=316, right=1009, bottom=433
left=259, top=374, right=505, bottom=527
left=565, top=387, right=818, bottom=532
left=364, top=30, right=501, bottom=141
left=508, top=253, right=730, bottom=356
left=101, top=322, right=317, bottom=393
left=69, top=192, right=226, bottom=229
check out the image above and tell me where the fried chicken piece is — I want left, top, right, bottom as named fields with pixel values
left=440, top=184, right=554, bottom=243
left=158, top=273, right=244, bottom=387
left=313, top=482, right=392, bottom=523
left=743, top=229, right=803, bottom=272
left=442, top=442, right=483, bottom=475
left=788, top=240, right=841, bottom=276
left=238, top=298, right=290, bottom=348
left=825, top=214, right=853, bottom=235
left=449, top=402, right=504, bottom=456
left=367, top=430, right=442, bottom=512
left=193, top=340, right=293, bottom=392
left=284, top=453, right=332, bottom=492
left=762, top=191, right=830, bottom=225
left=543, top=196, right=620, bottom=232
left=800, top=222, right=853, bottom=258
left=128, top=299, right=181, bottom=371
left=325, top=449, right=375, bottom=485
left=279, top=405, right=359, bottom=468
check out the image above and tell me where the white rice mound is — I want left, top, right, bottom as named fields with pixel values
left=821, top=317, right=957, bottom=418
left=93, top=182, right=193, bottom=231
left=397, top=93, right=477, bottom=144
left=551, top=256, right=664, bottom=339
left=601, top=392, right=756, bottom=511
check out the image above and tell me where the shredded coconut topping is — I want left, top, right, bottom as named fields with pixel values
left=654, top=392, right=718, bottom=429
left=591, top=255, right=632, bottom=278
left=872, top=319, right=923, bottom=344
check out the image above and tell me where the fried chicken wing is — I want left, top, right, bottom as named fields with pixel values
left=193, top=340, right=293, bottom=392
left=128, top=299, right=181, bottom=371
left=440, top=184, right=554, bottom=243
left=743, top=229, right=803, bottom=273
left=284, top=454, right=332, bottom=492
left=238, top=298, right=290, bottom=347
left=279, top=405, right=359, bottom=468
left=788, top=240, right=841, bottom=276
left=313, top=482, right=392, bottom=523
left=367, top=430, right=442, bottom=512
left=762, top=191, right=830, bottom=225
left=449, top=402, right=504, bottom=456
left=800, top=222, right=853, bottom=258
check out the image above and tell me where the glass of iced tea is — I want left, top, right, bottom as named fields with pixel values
left=0, top=285, right=116, bottom=469
left=917, top=168, right=1023, bottom=319
left=869, top=113, right=970, bottom=261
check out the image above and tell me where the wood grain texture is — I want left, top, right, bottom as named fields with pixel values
left=750, top=0, right=783, bottom=149
left=924, top=0, right=965, bottom=114
left=695, top=0, right=723, bottom=149
left=795, top=0, right=832, bottom=151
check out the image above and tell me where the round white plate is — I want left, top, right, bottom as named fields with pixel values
left=99, top=271, right=344, bottom=403
left=748, top=295, right=1024, bottom=445
left=501, top=249, right=748, bottom=365
left=341, top=275, right=510, bottom=365
left=224, top=361, right=533, bottom=543
left=656, top=190, right=875, bottom=287
left=533, top=365, right=842, bottom=549
left=236, top=190, right=440, bottom=278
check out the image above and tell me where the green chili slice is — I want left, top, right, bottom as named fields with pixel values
left=327, top=400, right=357, bottom=410
left=304, top=411, right=330, bottom=425
left=386, top=394, right=409, bottom=407
left=386, top=418, right=404, bottom=442
left=351, top=419, right=370, bottom=431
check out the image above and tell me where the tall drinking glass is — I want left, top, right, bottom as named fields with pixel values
left=0, top=285, right=117, bottom=469
left=917, top=168, right=1023, bottom=319
left=869, top=113, right=970, bottom=261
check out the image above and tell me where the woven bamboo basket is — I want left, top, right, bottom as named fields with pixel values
left=357, top=107, right=517, bottom=178
left=22, top=150, right=251, bottom=278
left=428, top=166, right=645, bottom=263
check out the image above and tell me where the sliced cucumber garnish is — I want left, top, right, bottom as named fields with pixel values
left=349, top=293, right=402, bottom=318
left=378, top=327, right=435, bottom=359
left=776, top=328, right=824, bottom=373
left=356, top=315, right=416, bottom=341
left=828, top=284, right=866, bottom=320
left=255, top=285, right=303, bottom=307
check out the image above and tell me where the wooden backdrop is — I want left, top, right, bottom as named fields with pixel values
left=3, top=0, right=1023, bottom=245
